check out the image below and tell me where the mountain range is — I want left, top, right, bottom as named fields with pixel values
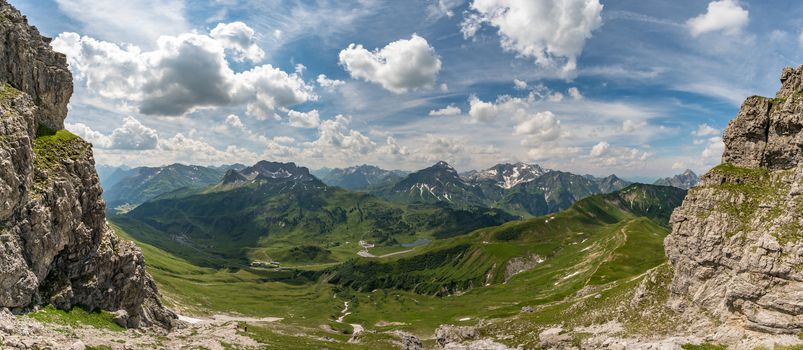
left=99, top=159, right=636, bottom=219
left=653, top=169, right=699, bottom=189
left=115, top=161, right=516, bottom=267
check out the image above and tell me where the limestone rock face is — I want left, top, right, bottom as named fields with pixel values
left=0, top=0, right=174, bottom=328
left=723, top=66, right=803, bottom=170
left=0, top=1, right=72, bottom=131
left=666, top=66, right=803, bottom=334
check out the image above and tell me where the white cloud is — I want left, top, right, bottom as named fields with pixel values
left=303, top=115, right=376, bottom=157
left=692, top=123, right=720, bottom=137
left=568, top=87, right=583, bottom=100
left=225, top=114, right=245, bottom=129
left=287, top=109, right=321, bottom=128
left=233, top=64, right=316, bottom=119
left=67, top=116, right=158, bottom=150
left=52, top=24, right=315, bottom=118
left=467, top=95, right=502, bottom=123
left=428, top=0, right=465, bottom=18
left=587, top=141, right=650, bottom=167
left=54, top=0, right=189, bottom=45
left=590, top=141, right=610, bottom=157
left=210, top=22, right=266, bottom=63
left=338, top=34, right=442, bottom=93
left=461, top=0, right=603, bottom=74
left=548, top=92, right=564, bottom=102
left=513, top=79, right=528, bottom=90
left=66, top=122, right=113, bottom=148
left=622, top=119, right=647, bottom=133
left=513, top=111, right=561, bottom=142
left=702, top=136, right=724, bottom=159
left=429, top=105, right=462, bottom=117
left=380, top=136, right=410, bottom=156
left=317, top=74, right=345, bottom=89
left=687, top=0, right=749, bottom=37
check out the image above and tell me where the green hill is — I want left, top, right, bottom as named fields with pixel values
left=317, top=184, right=685, bottom=296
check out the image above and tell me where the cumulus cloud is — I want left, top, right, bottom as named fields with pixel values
left=513, top=79, right=528, bottom=90
left=380, top=136, right=410, bottom=156
left=622, top=119, right=647, bottom=133
left=52, top=23, right=315, bottom=118
left=513, top=111, right=561, bottom=142
left=338, top=34, right=442, bottom=93
left=66, top=122, right=113, bottom=148
left=587, top=141, right=649, bottom=167
left=210, top=22, right=266, bottom=63
left=288, top=109, right=321, bottom=128
left=303, top=115, right=376, bottom=157
left=225, top=114, right=245, bottom=129
left=687, top=0, right=749, bottom=37
left=317, top=74, right=345, bottom=89
left=590, top=141, right=610, bottom=157
left=461, top=0, right=603, bottom=74
left=67, top=116, right=158, bottom=150
left=429, top=105, right=462, bottom=117
left=692, top=123, right=720, bottom=137
left=568, top=87, right=583, bottom=100
left=70, top=119, right=303, bottom=166
left=702, top=136, right=724, bottom=159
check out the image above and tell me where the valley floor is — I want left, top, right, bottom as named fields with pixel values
left=4, top=204, right=801, bottom=349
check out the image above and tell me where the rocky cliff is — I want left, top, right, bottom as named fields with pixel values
left=666, top=66, right=803, bottom=335
left=0, top=0, right=174, bottom=328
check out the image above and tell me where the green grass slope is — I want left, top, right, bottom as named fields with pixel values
left=109, top=183, right=687, bottom=349
left=103, top=164, right=228, bottom=211
left=318, top=185, right=680, bottom=297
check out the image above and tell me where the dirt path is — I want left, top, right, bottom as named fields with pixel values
left=357, top=249, right=412, bottom=258
left=335, top=301, right=365, bottom=343
left=177, top=313, right=283, bottom=324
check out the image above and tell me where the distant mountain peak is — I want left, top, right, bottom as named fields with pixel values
left=221, top=160, right=318, bottom=187
left=387, top=161, right=484, bottom=206
left=432, top=161, right=456, bottom=171
left=465, top=162, right=546, bottom=189
left=654, top=170, right=699, bottom=190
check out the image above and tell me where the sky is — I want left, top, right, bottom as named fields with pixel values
left=11, top=0, right=803, bottom=181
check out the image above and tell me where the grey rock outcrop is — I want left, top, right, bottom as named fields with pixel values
left=665, top=66, right=803, bottom=334
left=722, top=66, right=803, bottom=170
left=0, top=1, right=71, bottom=131
left=0, top=0, right=174, bottom=328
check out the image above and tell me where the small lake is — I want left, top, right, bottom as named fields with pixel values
left=401, top=239, right=431, bottom=248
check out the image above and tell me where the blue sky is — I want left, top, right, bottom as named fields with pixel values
left=11, top=0, right=803, bottom=180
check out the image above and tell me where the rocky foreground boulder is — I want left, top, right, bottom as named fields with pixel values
left=0, top=0, right=174, bottom=328
left=666, top=66, right=803, bottom=334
